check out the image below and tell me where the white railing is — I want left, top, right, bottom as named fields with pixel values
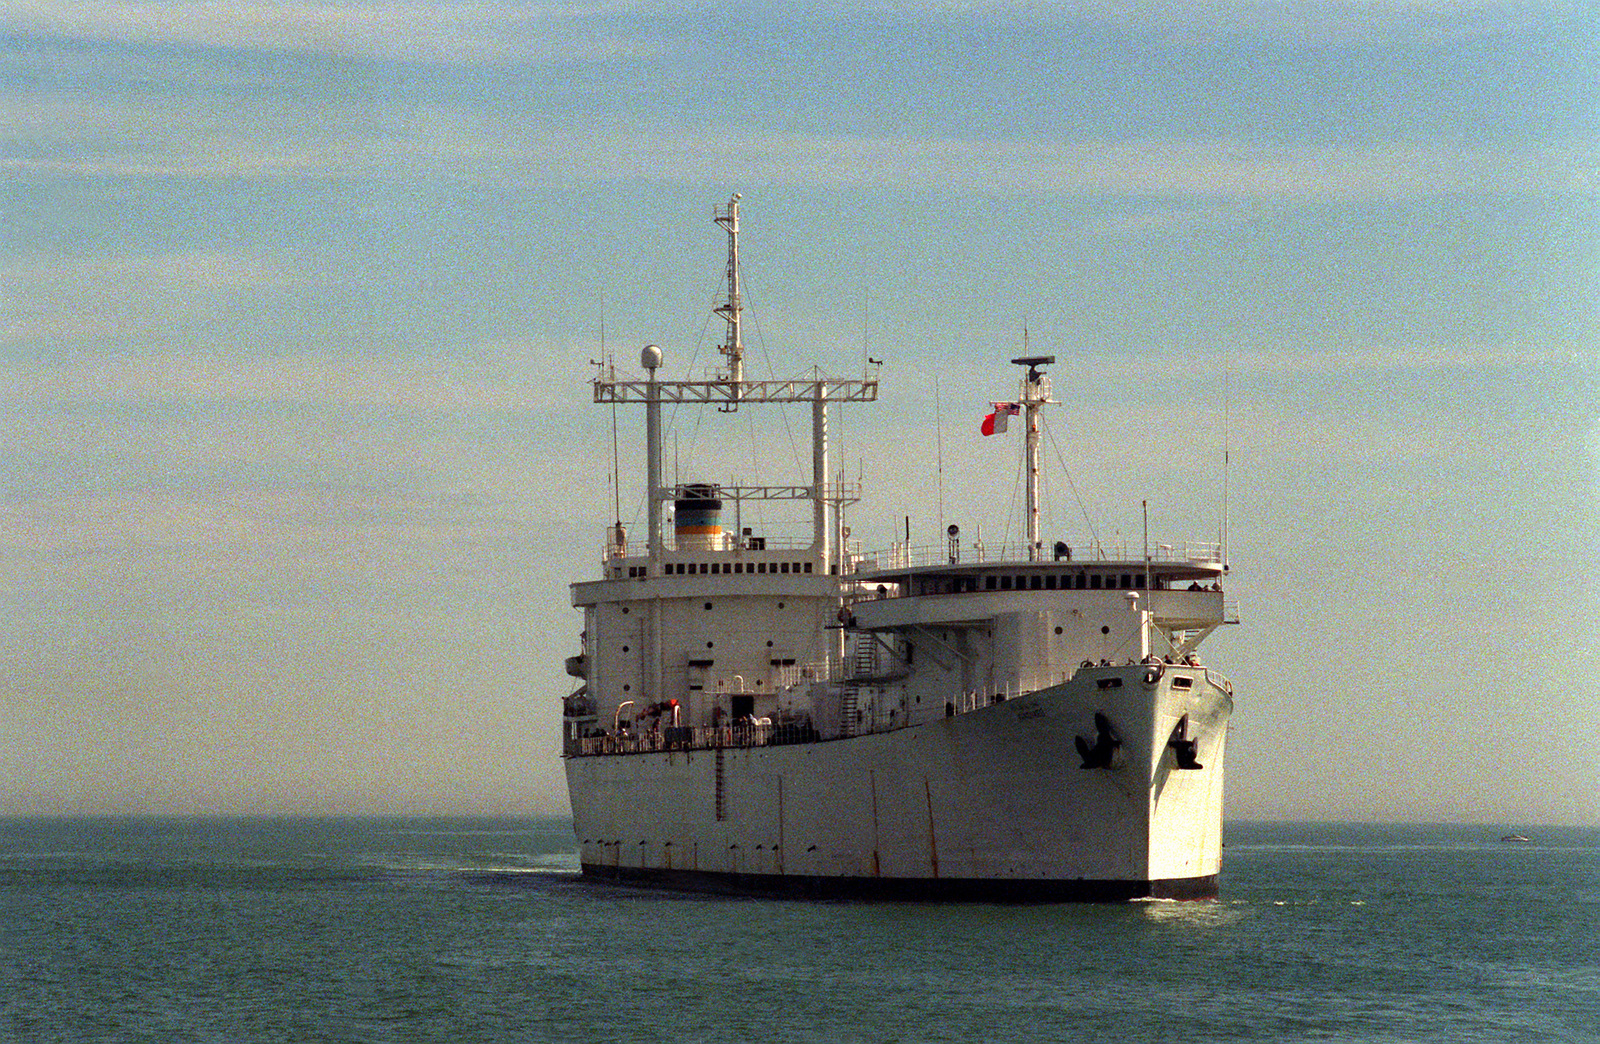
left=574, top=720, right=814, bottom=757
left=774, top=661, right=835, bottom=688
left=851, top=540, right=1223, bottom=573
left=603, top=536, right=824, bottom=561
left=567, top=661, right=1237, bottom=758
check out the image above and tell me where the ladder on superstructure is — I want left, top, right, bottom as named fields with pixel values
left=841, top=635, right=878, bottom=737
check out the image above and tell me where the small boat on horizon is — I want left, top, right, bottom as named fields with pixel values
left=1500, top=833, right=1532, bottom=843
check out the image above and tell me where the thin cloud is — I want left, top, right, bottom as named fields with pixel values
left=0, top=92, right=480, bottom=180
left=842, top=0, right=1589, bottom=42
left=6, top=90, right=1589, bottom=199
left=0, top=249, right=293, bottom=346
left=1134, top=341, right=1580, bottom=376
left=0, top=1, right=659, bottom=64
left=3, top=0, right=1583, bottom=69
left=615, top=132, right=1592, bottom=200
left=0, top=346, right=579, bottom=412
left=0, top=250, right=286, bottom=291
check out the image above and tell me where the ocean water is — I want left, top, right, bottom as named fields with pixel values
left=1, top=818, right=1595, bottom=1043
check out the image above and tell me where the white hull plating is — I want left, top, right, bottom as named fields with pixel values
left=568, top=663, right=1231, bottom=900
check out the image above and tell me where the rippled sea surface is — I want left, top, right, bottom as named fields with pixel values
left=2, top=818, right=1595, bottom=1043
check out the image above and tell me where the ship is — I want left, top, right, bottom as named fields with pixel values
left=562, top=197, right=1238, bottom=900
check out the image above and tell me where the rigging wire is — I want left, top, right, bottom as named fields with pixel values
left=596, top=300, right=645, bottom=543
left=1044, top=418, right=1103, bottom=555
left=934, top=376, right=945, bottom=535
left=665, top=279, right=720, bottom=486
left=1221, top=354, right=1232, bottom=569
left=611, top=398, right=622, bottom=524
left=742, top=274, right=816, bottom=541
left=1004, top=430, right=1024, bottom=551
left=741, top=278, right=806, bottom=476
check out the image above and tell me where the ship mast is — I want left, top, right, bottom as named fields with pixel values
left=594, top=198, right=878, bottom=574
left=714, top=196, right=743, bottom=388
left=1013, top=355, right=1054, bottom=561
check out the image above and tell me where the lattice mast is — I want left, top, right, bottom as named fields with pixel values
left=714, top=196, right=744, bottom=387
left=594, top=197, right=879, bottom=572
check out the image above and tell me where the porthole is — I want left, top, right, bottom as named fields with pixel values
left=621, top=607, right=630, bottom=614
left=706, top=641, right=714, bottom=649
left=1054, top=626, right=1063, bottom=635
left=704, top=602, right=713, bottom=610
left=622, top=645, right=630, bottom=652
left=1101, top=625, right=1110, bottom=635
left=777, top=602, right=785, bottom=609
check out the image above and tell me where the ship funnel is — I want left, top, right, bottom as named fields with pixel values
left=674, top=484, right=723, bottom=551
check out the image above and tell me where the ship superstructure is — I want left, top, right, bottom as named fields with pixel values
left=563, top=198, right=1236, bottom=899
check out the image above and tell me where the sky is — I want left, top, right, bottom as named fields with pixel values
left=1, top=0, right=1595, bottom=824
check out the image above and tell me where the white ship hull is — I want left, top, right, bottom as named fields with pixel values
left=567, top=662, right=1231, bottom=901
left=563, top=199, right=1241, bottom=902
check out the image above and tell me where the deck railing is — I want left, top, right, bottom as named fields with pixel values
left=851, top=540, right=1223, bottom=573
left=565, top=661, right=1234, bottom=758
left=573, top=720, right=819, bottom=757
